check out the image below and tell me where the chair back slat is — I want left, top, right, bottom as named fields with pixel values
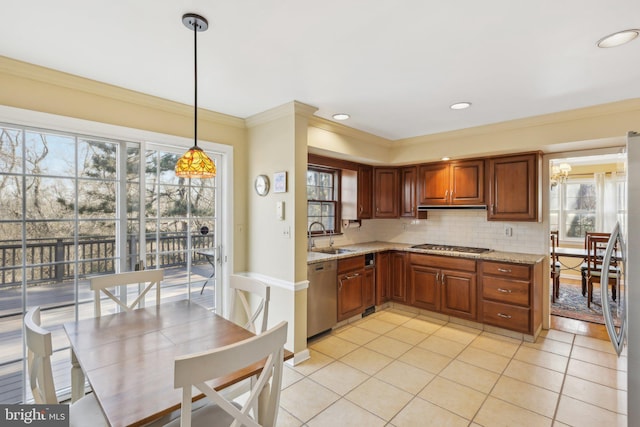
left=173, top=321, right=288, bottom=427
left=229, top=275, right=270, bottom=334
left=89, top=269, right=164, bottom=317
left=24, top=307, right=59, bottom=405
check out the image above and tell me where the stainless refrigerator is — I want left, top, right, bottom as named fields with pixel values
left=612, top=131, right=639, bottom=423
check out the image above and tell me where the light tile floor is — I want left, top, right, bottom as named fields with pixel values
left=277, top=308, right=627, bottom=427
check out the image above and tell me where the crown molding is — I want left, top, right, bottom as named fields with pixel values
left=0, top=55, right=246, bottom=129
left=308, top=115, right=392, bottom=147
left=245, top=100, right=318, bottom=128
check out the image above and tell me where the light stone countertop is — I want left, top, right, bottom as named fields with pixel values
left=307, top=241, right=545, bottom=265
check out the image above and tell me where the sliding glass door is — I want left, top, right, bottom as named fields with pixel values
left=0, top=122, right=224, bottom=403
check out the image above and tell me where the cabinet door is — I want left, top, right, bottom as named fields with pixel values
left=363, top=267, right=375, bottom=308
left=375, top=251, right=391, bottom=305
left=488, top=153, right=538, bottom=221
left=358, top=165, right=373, bottom=219
left=338, top=271, right=364, bottom=321
left=400, top=166, right=417, bottom=217
left=450, top=160, right=484, bottom=205
left=390, top=252, right=407, bottom=302
left=417, top=163, right=449, bottom=205
left=440, top=269, right=477, bottom=320
left=374, top=168, right=399, bottom=218
left=409, top=264, right=440, bottom=311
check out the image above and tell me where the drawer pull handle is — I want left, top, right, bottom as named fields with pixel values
left=497, top=268, right=512, bottom=273
left=497, top=288, right=512, bottom=293
left=497, top=313, right=512, bottom=319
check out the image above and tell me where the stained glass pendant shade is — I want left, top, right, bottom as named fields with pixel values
left=175, top=146, right=216, bottom=178
left=175, top=13, right=216, bottom=179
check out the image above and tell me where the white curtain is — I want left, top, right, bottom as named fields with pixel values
left=595, top=171, right=619, bottom=232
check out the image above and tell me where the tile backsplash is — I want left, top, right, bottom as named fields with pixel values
left=327, top=210, right=546, bottom=255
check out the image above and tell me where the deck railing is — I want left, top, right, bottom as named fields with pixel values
left=0, top=233, right=214, bottom=288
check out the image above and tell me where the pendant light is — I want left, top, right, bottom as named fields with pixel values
left=175, top=13, right=216, bottom=178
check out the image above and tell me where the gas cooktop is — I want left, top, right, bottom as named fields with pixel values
left=411, top=243, right=492, bottom=254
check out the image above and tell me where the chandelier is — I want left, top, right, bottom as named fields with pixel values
left=175, top=13, right=216, bottom=179
left=550, top=162, right=571, bottom=188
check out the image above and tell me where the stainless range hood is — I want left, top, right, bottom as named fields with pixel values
left=417, top=205, right=487, bottom=211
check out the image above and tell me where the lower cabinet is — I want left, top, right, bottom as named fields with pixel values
left=408, top=254, right=477, bottom=321
left=332, top=251, right=542, bottom=336
left=338, top=255, right=373, bottom=321
left=375, top=251, right=391, bottom=305
left=363, top=267, right=375, bottom=308
left=390, top=252, right=407, bottom=303
left=480, top=260, right=542, bottom=335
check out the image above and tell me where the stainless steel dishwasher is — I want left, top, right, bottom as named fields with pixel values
left=307, top=260, right=337, bottom=338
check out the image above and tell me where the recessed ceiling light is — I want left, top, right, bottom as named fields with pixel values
left=597, top=29, right=640, bottom=48
left=441, top=157, right=451, bottom=161
left=332, top=113, right=350, bottom=121
left=450, top=102, right=471, bottom=110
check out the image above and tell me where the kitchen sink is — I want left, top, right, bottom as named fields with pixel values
left=311, top=247, right=354, bottom=255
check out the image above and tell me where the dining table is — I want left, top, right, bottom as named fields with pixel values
left=64, top=299, right=291, bottom=427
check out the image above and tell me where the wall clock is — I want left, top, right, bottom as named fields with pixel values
left=254, top=174, right=270, bottom=196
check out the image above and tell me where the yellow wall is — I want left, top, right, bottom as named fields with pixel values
left=245, top=101, right=316, bottom=355
left=0, top=56, right=251, bottom=273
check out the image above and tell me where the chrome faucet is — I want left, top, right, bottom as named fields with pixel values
left=308, top=221, right=326, bottom=251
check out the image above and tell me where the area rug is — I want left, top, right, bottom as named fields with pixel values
left=551, top=283, right=621, bottom=325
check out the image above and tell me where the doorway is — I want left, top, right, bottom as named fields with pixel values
left=548, top=149, right=626, bottom=324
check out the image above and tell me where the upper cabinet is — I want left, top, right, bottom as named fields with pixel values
left=400, top=166, right=417, bottom=217
left=487, top=152, right=540, bottom=221
left=357, top=165, right=373, bottom=219
left=374, top=168, right=399, bottom=218
left=417, top=159, right=485, bottom=206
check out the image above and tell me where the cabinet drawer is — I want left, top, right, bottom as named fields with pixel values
left=482, top=261, right=530, bottom=280
left=409, top=254, right=476, bottom=272
left=482, top=300, right=530, bottom=333
left=338, top=255, right=365, bottom=274
left=483, top=277, right=530, bottom=306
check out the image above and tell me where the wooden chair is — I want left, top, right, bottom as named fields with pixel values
left=585, top=235, right=619, bottom=308
left=581, top=232, right=611, bottom=296
left=167, top=321, right=288, bottom=427
left=89, top=269, right=164, bottom=317
left=229, top=275, right=271, bottom=334
left=550, top=231, right=561, bottom=302
left=24, top=307, right=107, bottom=427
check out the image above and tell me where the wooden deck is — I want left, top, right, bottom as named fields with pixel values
left=0, top=265, right=215, bottom=404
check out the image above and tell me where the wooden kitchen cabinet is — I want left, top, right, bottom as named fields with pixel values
left=408, top=253, right=477, bottom=320
left=480, top=260, right=542, bottom=335
left=357, top=165, right=373, bottom=219
left=400, top=166, right=417, bottom=217
left=375, top=251, right=391, bottom=305
left=363, top=266, right=375, bottom=308
left=374, top=167, right=399, bottom=218
left=487, top=152, right=540, bottom=221
left=390, top=251, right=407, bottom=303
left=337, top=256, right=366, bottom=321
left=417, top=159, right=484, bottom=206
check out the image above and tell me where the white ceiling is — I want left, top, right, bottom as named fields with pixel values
left=2, top=1, right=639, bottom=140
